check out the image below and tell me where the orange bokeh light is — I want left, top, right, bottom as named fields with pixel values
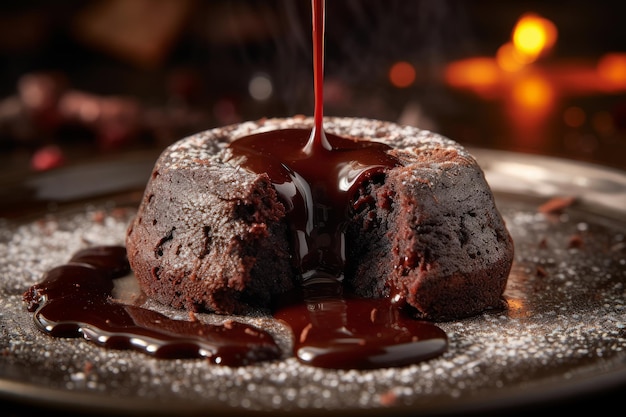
left=389, top=61, right=416, bottom=88
left=563, top=106, right=586, bottom=128
left=511, top=13, right=557, bottom=64
left=597, top=53, right=626, bottom=89
left=496, top=42, right=526, bottom=72
left=510, top=73, right=554, bottom=113
left=591, top=111, right=615, bottom=136
left=506, top=72, right=556, bottom=148
left=444, top=57, right=501, bottom=97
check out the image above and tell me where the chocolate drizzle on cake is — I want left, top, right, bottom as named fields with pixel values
left=230, top=129, right=398, bottom=281
left=230, top=0, right=400, bottom=282
left=227, top=0, right=447, bottom=368
left=21, top=0, right=519, bottom=369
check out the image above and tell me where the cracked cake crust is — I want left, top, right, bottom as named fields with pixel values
left=125, top=116, right=514, bottom=320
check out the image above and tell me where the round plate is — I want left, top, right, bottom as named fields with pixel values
left=0, top=149, right=625, bottom=416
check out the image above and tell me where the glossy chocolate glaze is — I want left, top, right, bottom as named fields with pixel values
left=23, top=246, right=280, bottom=365
left=274, top=282, right=447, bottom=369
left=22, top=0, right=448, bottom=369
left=230, top=128, right=398, bottom=280
left=231, top=0, right=446, bottom=367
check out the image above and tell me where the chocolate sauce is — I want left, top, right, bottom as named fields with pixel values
left=23, top=246, right=280, bottom=365
left=22, top=0, right=449, bottom=369
left=230, top=128, right=398, bottom=279
left=274, top=283, right=447, bottom=369
left=230, top=0, right=447, bottom=368
left=230, top=0, right=396, bottom=280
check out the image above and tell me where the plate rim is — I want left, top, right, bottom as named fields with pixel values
left=1, top=148, right=625, bottom=415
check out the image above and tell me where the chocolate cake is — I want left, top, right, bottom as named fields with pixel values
left=125, top=116, right=514, bottom=320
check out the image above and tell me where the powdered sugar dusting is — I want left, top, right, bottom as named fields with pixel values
left=160, top=117, right=468, bottom=172
left=1, top=126, right=625, bottom=414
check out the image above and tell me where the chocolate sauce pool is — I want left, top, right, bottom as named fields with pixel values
left=23, top=243, right=447, bottom=368
left=22, top=0, right=448, bottom=369
left=22, top=246, right=281, bottom=365
left=228, top=126, right=448, bottom=368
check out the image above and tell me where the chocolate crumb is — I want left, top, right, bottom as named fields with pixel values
left=300, top=323, right=313, bottom=343
left=83, top=361, right=94, bottom=374
left=92, top=211, right=106, bottom=224
left=568, top=234, right=584, bottom=248
left=379, top=390, right=398, bottom=406
left=370, top=308, right=378, bottom=323
left=538, top=196, right=576, bottom=215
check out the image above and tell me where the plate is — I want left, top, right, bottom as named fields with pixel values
left=0, top=149, right=625, bottom=416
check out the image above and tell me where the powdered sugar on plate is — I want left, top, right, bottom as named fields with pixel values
left=0, top=152, right=625, bottom=415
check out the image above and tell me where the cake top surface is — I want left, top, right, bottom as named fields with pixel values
left=159, top=117, right=475, bottom=173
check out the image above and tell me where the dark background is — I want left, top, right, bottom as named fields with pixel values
left=0, top=1, right=625, bottom=416
left=0, top=0, right=625, bottom=173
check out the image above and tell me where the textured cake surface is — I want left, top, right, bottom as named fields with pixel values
left=125, top=116, right=514, bottom=320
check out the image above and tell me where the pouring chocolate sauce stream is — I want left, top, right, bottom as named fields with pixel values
left=23, top=0, right=447, bottom=369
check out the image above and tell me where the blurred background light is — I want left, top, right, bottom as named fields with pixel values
left=249, top=73, right=273, bottom=101
left=389, top=61, right=416, bottom=88
left=0, top=0, right=623, bottom=172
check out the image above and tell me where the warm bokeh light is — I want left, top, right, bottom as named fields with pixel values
left=510, top=73, right=554, bottom=113
left=496, top=14, right=557, bottom=72
left=506, top=72, right=556, bottom=148
left=444, top=57, right=501, bottom=97
left=591, top=111, right=616, bottom=136
left=441, top=9, right=624, bottom=164
left=511, top=13, right=557, bottom=63
left=563, top=106, right=586, bottom=128
left=496, top=42, right=526, bottom=72
left=597, top=53, right=626, bottom=90
left=389, top=61, right=416, bottom=88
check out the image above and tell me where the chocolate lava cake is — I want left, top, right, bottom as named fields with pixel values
left=125, top=117, right=514, bottom=320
